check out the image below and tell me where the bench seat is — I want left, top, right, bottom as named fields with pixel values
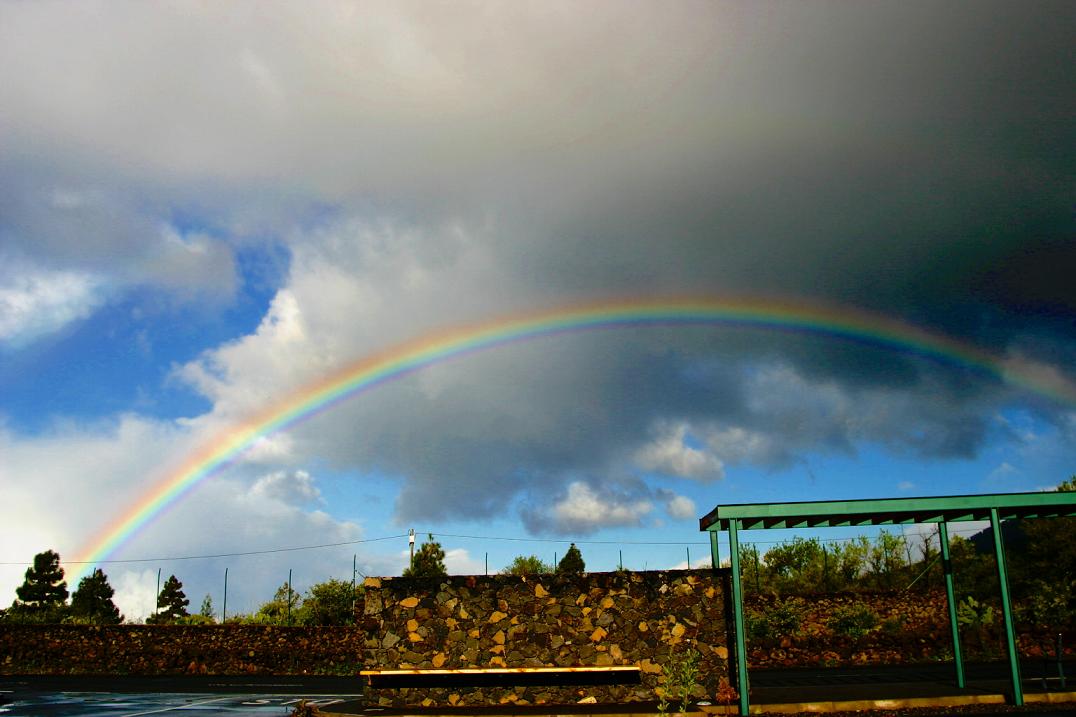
left=360, top=665, right=641, bottom=689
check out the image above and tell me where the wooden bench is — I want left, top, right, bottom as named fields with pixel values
left=360, top=665, right=641, bottom=690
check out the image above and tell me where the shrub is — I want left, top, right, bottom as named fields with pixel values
left=957, top=596, right=994, bottom=630
left=745, top=598, right=804, bottom=639
left=880, top=616, right=905, bottom=634
left=828, top=603, right=880, bottom=638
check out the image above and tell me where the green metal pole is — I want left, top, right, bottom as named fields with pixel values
left=709, top=530, right=720, bottom=569
left=728, top=520, right=750, bottom=717
left=939, top=522, right=965, bottom=688
left=990, top=508, right=1022, bottom=706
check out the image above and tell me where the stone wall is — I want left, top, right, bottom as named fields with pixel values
left=360, top=570, right=729, bottom=707
left=0, top=625, right=365, bottom=675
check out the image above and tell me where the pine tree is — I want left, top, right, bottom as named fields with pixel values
left=12, top=550, right=69, bottom=618
left=557, top=543, right=585, bottom=575
left=70, top=568, right=123, bottom=624
left=148, top=575, right=189, bottom=624
left=403, top=534, right=447, bottom=578
left=199, top=594, right=215, bottom=620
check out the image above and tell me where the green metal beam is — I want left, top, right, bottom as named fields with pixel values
left=939, top=522, right=964, bottom=689
left=701, top=491, right=1076, bottom=532
left=990, top=508, right=1022, bottom=706
left=727, top=519, right=750, bottom=717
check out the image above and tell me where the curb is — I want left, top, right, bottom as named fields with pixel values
left=323, top=692, right=1076, bottom=717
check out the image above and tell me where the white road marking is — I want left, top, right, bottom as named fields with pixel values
left=119, top=696, right=232, bottom=716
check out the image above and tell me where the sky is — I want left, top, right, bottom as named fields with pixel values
left=1, top=1, right=1074, bottom=621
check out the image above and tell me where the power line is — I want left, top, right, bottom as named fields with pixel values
left=0, top=534, right=408, bottom=566
left=0, top=524, right=992, bottom=567
left=427, top=532, right=712, bottom=546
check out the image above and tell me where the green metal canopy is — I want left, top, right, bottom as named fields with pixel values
left=700, top=491, right=1076, bottom=716
left=700, top=491, right=1076, bottom=531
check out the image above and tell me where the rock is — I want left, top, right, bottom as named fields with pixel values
left=488, top=611, right=508, bottom=623
left=535, top=584, right=548, bottom=598
left=590, top=627, right=607, bottom=642
left=364, top=577, right=382, bottom=588
left=406, top=619, right=419, bottom=632
left=399, top=597, right=420, bottom=609
left=639, top=658, right=663, bottom=674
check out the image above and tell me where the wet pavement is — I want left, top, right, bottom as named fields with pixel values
left=0, top=662, right=1072, bottom=716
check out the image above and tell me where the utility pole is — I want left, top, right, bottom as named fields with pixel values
left=409, top=529, right=415, bottom=566
left=155, top=568, right=161, bottom=618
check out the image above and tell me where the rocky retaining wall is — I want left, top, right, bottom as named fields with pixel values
left=0, top=625, right=365, bottom=675
left=360, top=570, right=729, bottom=707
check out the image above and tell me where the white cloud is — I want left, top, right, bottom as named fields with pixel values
left=702, top=425, right=784, bottom=467
left=897, top=481, right=915, bottom=492
left=635, top=423, right=724, bottom=480
left=0, top=264, right=102, bottom=345
left=443, top=548, right=485, bottom=576
left=250, top=470, right=323, bottom=505
left=988, top=462, right=1019, bottom=482
left=110, top=569, right=159, bottom=624
left=670, top=555, right=715, bottom=570
left=543, top=482, right=652, bottom=534
left=663, top=494, right=697, bottom=520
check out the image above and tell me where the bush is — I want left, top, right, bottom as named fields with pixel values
left=745, top=598, right=804, bottom=639
left=957, top=596, right=994, bottom=630
left=880, top=616, right=905, bottom=634
left=175, top=614, right=215, bottom=625
left=828, top=603, right=880, bottom=638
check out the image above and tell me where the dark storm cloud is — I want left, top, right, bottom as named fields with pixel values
left=4, top=1, right=1074, bottom=533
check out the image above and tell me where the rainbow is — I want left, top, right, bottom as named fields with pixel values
left=69, top=296, right=1076, bottom=579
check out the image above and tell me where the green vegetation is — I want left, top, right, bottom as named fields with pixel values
left=745, top=597, right=805, bottom=639
left=556, top=543, right=585, bottom=575
left=827, top=603, right=880, bottom=638
left=300, top=578, right=357, bottom=626
left=501, top=555, right=553, bottom=575
left=9, top=550, right=69, bottom=622
left=199, top=594, right=215, bottom=621
left=658, top=647, right=701, bottom=714
left=147, top=575, right=189, bottom=624
left=70, top=568, right=123, bottom=625
left=403, top=534, right=447, bottom=579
